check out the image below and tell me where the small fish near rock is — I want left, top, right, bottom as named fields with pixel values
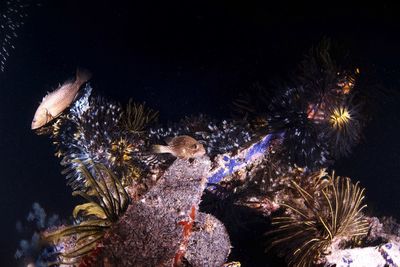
left=152, top=135, right=206, bottom=159
left=31, top=68, right=91, bottom=130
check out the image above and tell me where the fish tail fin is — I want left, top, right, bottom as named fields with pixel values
left=151, top=145, right=171, bottom=154
left=75, top=68, right=92, bottom=85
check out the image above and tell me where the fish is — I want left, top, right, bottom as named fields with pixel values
left=151, top=135, right=206, bottom=159
left=31, top=68, right=91, bottom=129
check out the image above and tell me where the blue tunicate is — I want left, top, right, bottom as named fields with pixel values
left=245, top=134, right=274, bottom=161
left=208, top=168, right=226, bottom=185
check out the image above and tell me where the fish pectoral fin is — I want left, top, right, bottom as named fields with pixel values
left=45, top=108, right=55, bottom=123
left=75, top=68, right=92, bottom=85
left=164, top=137, right=173, bottom=145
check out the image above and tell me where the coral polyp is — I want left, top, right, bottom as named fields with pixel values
left=324, top=99, right=362, bottom=157
left=267, top=172, right=369, bottom=267
left=330, top=106, right=352, bottom=130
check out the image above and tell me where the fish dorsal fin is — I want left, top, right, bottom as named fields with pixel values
left=41, top=91, right=52, bottom=102
left=75, top=68, right=92, bottom=85
left=164, top=137, right=174, bottom=145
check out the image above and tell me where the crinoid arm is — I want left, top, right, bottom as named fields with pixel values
left=43, top=162, right=130, bottom=265
left=121, top=98, right=158, bottom=134
left=266, top=171, right=369, bottom=267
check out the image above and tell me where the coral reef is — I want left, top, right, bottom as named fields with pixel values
left=19, top=41, right=400, bottom=267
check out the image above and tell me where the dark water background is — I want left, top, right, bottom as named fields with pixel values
left=1, top=1, right=400, bottom=266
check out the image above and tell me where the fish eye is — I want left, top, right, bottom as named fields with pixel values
left=192, top=144, right=199, bottom=149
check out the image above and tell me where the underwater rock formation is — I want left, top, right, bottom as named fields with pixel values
left=185, top=212, right=231, bottom=266
left=100, top=157, right=231, bottom=267
left=21, top=41, right=400, bottom=267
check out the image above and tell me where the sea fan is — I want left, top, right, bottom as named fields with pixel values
left=266, top=171, right=369, bottom=267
